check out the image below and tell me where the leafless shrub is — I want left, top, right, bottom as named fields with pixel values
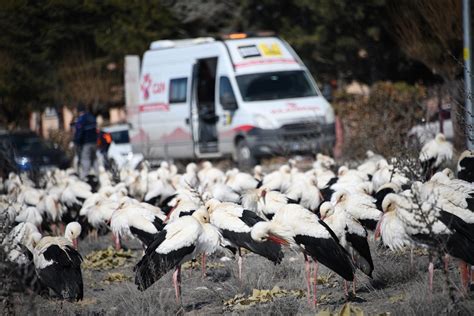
left=333, top=82, right=426, bottom=161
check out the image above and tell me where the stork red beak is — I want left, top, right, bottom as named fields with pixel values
left=72, top=238, right=78, bottom=250
left=165, top=205, right=177, bottom=222
left=268, top=234, right=288, bottom=245
left=261, top=189, right=267, bottom=204
left=374, top=218, right=383, bottom=240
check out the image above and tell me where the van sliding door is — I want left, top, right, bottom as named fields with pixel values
left=190, top=57, right=220, bottom=157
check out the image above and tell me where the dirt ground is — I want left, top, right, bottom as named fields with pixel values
left=11, top=232, right=474, bottom=316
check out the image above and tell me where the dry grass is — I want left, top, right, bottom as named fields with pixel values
left=10, top=233, right=474, bottom=315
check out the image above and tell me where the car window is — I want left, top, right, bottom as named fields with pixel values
left=236, top=70, right=318, bottom=102
left=169, top=78, right=187, bottom=103
left=109, top=130, right=130, bottom=144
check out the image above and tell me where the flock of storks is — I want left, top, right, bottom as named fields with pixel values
left=2, top=132, right=474, bottom=308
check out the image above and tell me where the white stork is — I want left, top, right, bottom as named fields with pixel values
left=134, top=208, right=213, bottom=304
left=206, top=198, right=284, bottom=280
left=250, top=203, right=355, bottom=306
left=32, top=222, right=83, bottom=301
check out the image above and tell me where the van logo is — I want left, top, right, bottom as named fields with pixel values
left=271, top=102, right=320, bottom=114
left=141, top=73, right=152, bottom=100
left=259, top=43, right=282, bottom=57
left=141, top=74, right=166, bottom=100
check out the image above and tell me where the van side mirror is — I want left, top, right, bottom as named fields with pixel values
left=221, top=93, right=238, bottom=111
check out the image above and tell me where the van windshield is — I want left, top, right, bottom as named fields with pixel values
left=236, top=70, right=318, bottom=102
left=109, top=130, right=130, bottom=144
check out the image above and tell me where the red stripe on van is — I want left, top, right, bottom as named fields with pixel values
left=139, top=103, right=170, bottom=112
left=234, top=125, right=255, bottom=132
left=234, top=58, right=297, bottom=68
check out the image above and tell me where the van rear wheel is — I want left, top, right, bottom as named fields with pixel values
left=236, top=139, right=257, bottom=170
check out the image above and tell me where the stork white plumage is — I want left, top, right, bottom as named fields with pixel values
left=331, top=190, right=381, bottom=231
left=419, top=133, right=453, bottom=180
left=225, top=169, right=260, bottom=194
left=250, top=203, right=355, bottom=306
left=15, top=205, right=43, bottom=228
left=320, top=201, right=374, bottom=294
left=382, top=192, right=474, bottom=293
left=262, top=164, right=292, bottom=192
left=32, top=222, right=83, bottom=301
left=241, top=188, right=289, bottom=220
left=111, top=203, right=166, bottom=249
left=134, top=209, right=212, bottom=304
left=458, top=150, right=474, bottom=183
left=2, top=222, right=40, bottom=264
left=206, top=198, right=284, bottom=280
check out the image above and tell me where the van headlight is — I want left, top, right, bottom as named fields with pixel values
left=253, top=114, right=276, bottom=129
left=325, top=107, right=335, bottom=124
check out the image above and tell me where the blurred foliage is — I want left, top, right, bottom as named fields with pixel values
left=0, top=0, right=459, bottom=127
left=0, top=0, right=179, bottom=126
left=333, top=82, right=426, bottom=159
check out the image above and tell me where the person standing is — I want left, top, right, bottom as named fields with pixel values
left=73, top=104, right=98, bottom=179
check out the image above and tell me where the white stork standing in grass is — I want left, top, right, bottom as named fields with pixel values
left=458, top=150, right=474, bottom=183
left=241, top=187, right=289, bottom=221
left=110, top=204, right=166, bottom=249
left=3, top=222, right=40, bottom=264
left=419, top=133, right=453, bottom=180
left=412, top=177, right=474, bottom=290
left=205, top=198, right=284, bottom=281
left=15, top=205, right=43, bottom=229
left=253, top=165, right=264, bottom=181
left=320, top=202, right=374, bottom=294
left=331, top=191, right=381, bottom=232
left=375, top=194, right=413, bottom=253
left=373, top=182, right=401, bottom=212
left=179, top=163, right=199, bottom=189
left=134, top=208, right=216, bottom=304
left=198, top=161, right=225, bottom=188
left=371, top=159, right=409, bottom=192
left=225, top=168, right=260, bottom=194
left=285, top=174, right=321, bottom=213
left=165, top=198, right=201, bottom=222
left=250, top=203, right=355, bottom=306
left=262, top=164, right=292, bottom=192
left=207, top=180, right=241, bottom=204
left=31, top=222, right=83, bottom=301
left=381, top=192, right=474, bottom=294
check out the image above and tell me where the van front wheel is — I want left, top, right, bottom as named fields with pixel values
left=236, top=139, right=257, bottom=170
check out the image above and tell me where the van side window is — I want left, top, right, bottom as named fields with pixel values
left=169, top=78, right=187, bottom=103
left=219, top=76, right=237, bottom=110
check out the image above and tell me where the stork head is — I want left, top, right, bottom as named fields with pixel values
left=201, top=161, right=212, bottom=169
left=31, top=232, right=42, bottom=247
left=332, top=190, right=348, bottom=206
left=65, top=222, right=82, bottom=249
left=381, top=194, right=397, bottom=213
left=319, top=202, right=334, bottom=220
left=376, top=159, right=389, bottom=170
left=259, top=188, right=268, bottom=204
left=441, top=168, right=454, bottom=179
left=186, top=162, right=197, bottom=173
left=337, top=166, right=349, bottom=176
left=254, top=165, right=263, bottom=175
left=435, top=133, right=446, bottom=143
left=251, top=221, right=288, bottom=246
left=192, top=207, right=210, bottom=224
left=277, top=165, right=290, bottom=175
left=205, top=198, right=221, bottom=214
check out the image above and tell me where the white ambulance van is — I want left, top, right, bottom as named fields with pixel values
left=125, top=33, right=335, bottom=167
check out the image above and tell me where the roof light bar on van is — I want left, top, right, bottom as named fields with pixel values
left=150, top=37, right=215, bottom=50
left=226, top=33, right=248, bottom=39
left=220, top=31, right=276, bottom=40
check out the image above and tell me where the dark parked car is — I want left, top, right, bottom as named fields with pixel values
left=0, top=130, right=70, bottom=172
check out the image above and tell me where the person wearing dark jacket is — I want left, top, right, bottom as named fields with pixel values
left=73, top=104, right=98, bottom=179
